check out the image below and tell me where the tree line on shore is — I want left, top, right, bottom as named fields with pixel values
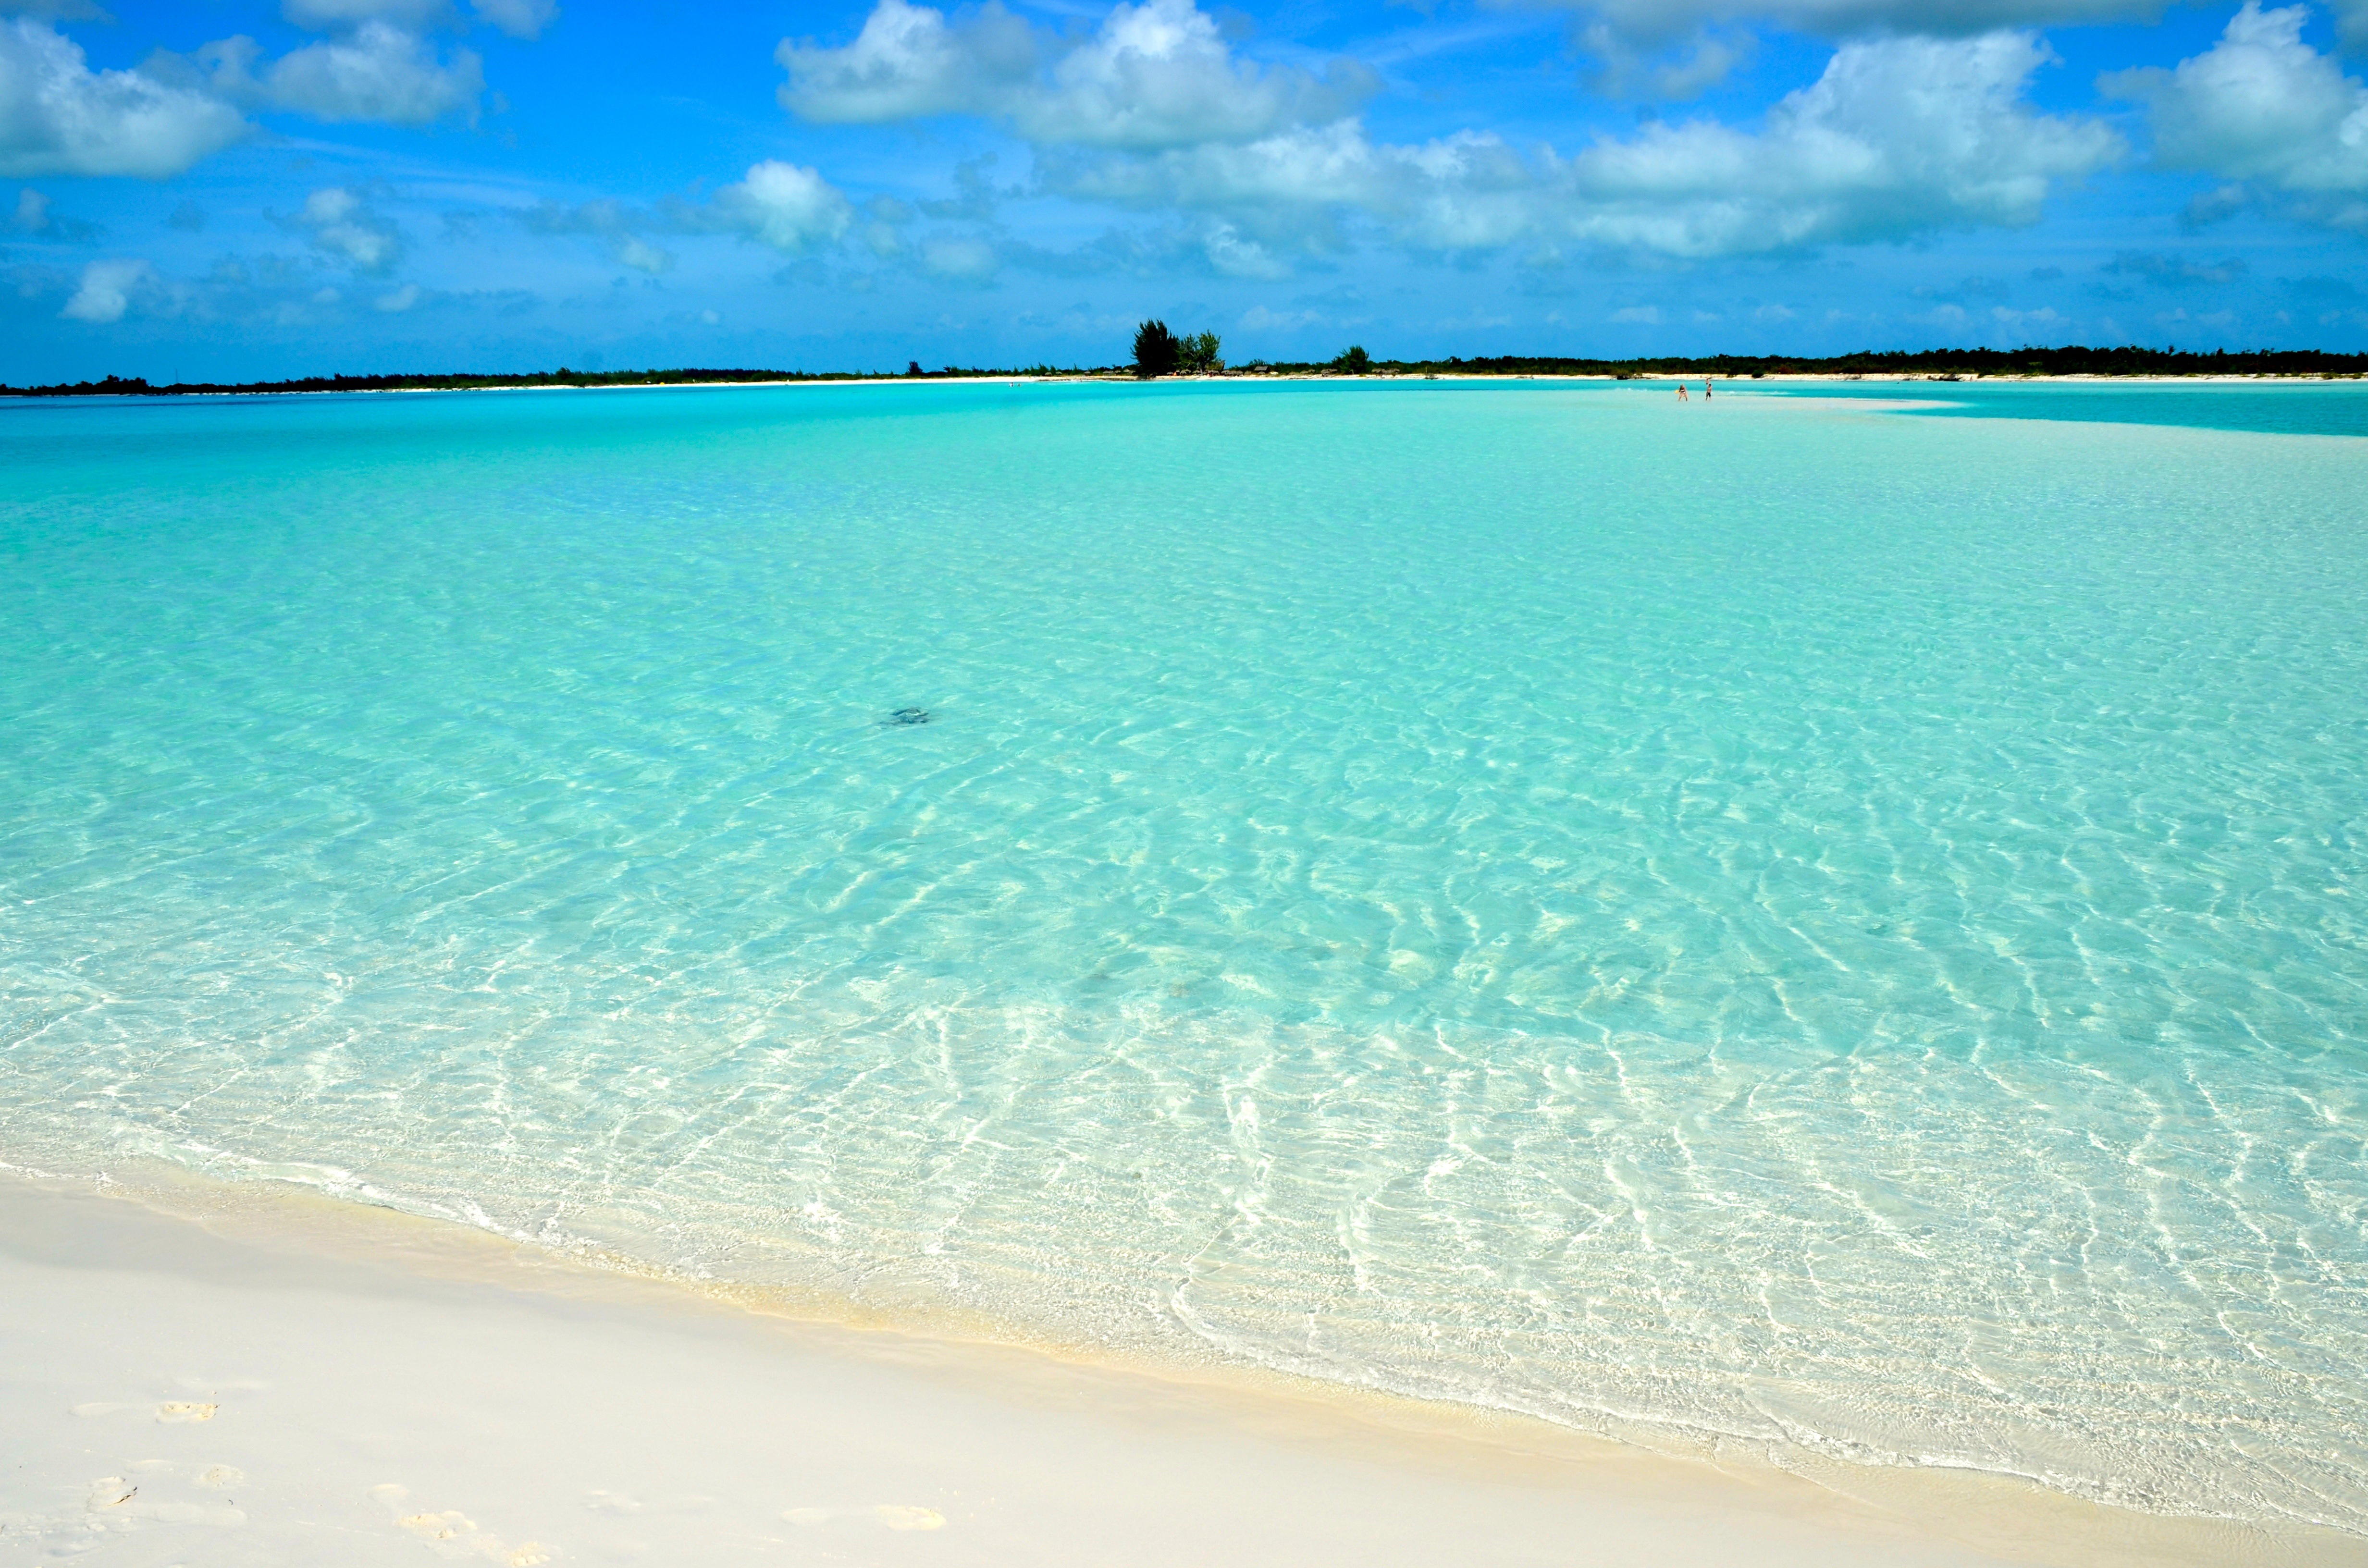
left=1132, top=320, right=1379, bottom=377
left=1130, top=320, right=1223, bottom=377
left=7, top=343, right=2366, bottom=399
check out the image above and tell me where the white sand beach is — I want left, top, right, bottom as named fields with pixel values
left=4, top=1169, right=2354, bottom=1568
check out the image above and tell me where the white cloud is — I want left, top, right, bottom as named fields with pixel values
left=1579, top=24, right=1754, bottom=98
left=11, top=184, right=44, bottom=227
left=60, top=256, right=149, bottom=321
left=281, top=0, right=447, bottom=28
left=709, top=159, right=854, bottom=252
left=922, top=233, right=998, bottom=279
left=522, top=196, right=677, bottom=272
left=295, top=184, right=403, bottom=270
left=2105, top=2, right=2368, bottom=213
left=780, top=0, right=1373, bottom=149
left=276, top=0, right=558, bottom=40
left=0, top=18, right=246, bottom=178
left=1052, top=30, right=2114, bottom=262
left=617, top=233, right=671, bottom=272
left=1018, top=0, right=1373, bottom=148
left=470, top=0, right=556, bottom=39
left=1048, top=120, right=1535, bottom=251
left=1203, top=220, right=1287, bottom=276
left=373, top=282, right=419, bottom=310
left=1610, top=304, right=1661, bottom=322
left=242, top=20, right=485, bottom=124
left=1557, top=32, right=2120, bottom=254
left=1535, top=0, right=2167, bottom=98
left=779, top=0, right=1033, bottom=122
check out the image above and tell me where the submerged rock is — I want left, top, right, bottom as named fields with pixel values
left=888, top=707, right=930, bottom=726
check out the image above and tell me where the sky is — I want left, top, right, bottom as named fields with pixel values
left=2, top=0, right=2366, bottom=379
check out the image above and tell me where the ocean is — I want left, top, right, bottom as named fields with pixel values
left=4, top=378, right=2364, bottom=1534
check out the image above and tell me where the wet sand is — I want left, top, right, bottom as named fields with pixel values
left=4, top=1169, right=2354, bottom=1567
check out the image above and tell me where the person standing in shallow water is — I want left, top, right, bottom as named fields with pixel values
left=1704, top=379, right=1714, bottom=399
left=1676, top=381, right=1689, bottom=401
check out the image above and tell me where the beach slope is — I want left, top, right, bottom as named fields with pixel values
left=6, top=1174, right=2345, bottom=1567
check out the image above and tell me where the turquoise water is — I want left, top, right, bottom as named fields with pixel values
left=4, top=382, right=2366, bottom=1533
left=1758, top=376, right=2368, bottom=439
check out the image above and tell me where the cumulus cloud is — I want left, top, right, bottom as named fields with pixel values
left=279, top=0, right=558, bottom=40
left=292, top=185, right=403, bottom=270
left=1202, top=220, right=1287, bottom=276
left=1558, top=31, right=2120, bottom=253
left=59, top=255, right=150, bottom=321
left=615, top=233, right=671, bottom=273
left=780, top=0, right=1374, bottom=149
left=1019, top=0, right=1374, bottom=147
left=470, top=0, right=557, bottom=39
left=1053, top=31, right=2115, bottom=259
left=1534, top=0, right=2167, bottom=98
left=1579, top=24, right=1754, bottom=99
left=0, top=18, right=246, bottom=177
left=526, top=172, right=866, bottom=271
left=522, top=196, right=676, bottom=272
left=200, top=21, right=484, bottom=124
left=281, top=0, right=448, bottom=27
left=921, top=233, right=998, bottom=279
left=1049, top=120, right=1533, bottom=250
left=373, top=281, right=420, bottom=310
left=706, top=159, right=854, bottom=252
left=779, top=0, right=1034, bottom=122
left=2105, top=1, right=2368, bottom=224
left=150, top=0, right=530, bottom=134
left=8, top=178, right=90, bottom=236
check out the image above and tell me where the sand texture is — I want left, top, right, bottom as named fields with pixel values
left=7, top=1173, right=2358, bottom=1567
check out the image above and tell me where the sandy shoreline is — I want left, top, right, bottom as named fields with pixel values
left=3, top=1166, right=2356, bottom=1567
left=6, top=369, right=2363, bottom=401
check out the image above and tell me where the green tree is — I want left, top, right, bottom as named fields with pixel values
left=1179, top=331, right=1222, bottom=374
left=1133, top=320, right=1180, bottom=378
left=1333, top=345, right=1371, bottom=374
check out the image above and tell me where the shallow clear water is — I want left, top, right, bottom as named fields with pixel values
left=1763, top=376, right=2368, bottom=439
left=4, top=381, right=2366, bottom=1531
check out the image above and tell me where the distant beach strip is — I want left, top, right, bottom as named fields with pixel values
left=4, top=343, right=2367, bottom=398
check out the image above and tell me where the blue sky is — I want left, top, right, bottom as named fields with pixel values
left=3, top=0, right=2366, bottom=379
